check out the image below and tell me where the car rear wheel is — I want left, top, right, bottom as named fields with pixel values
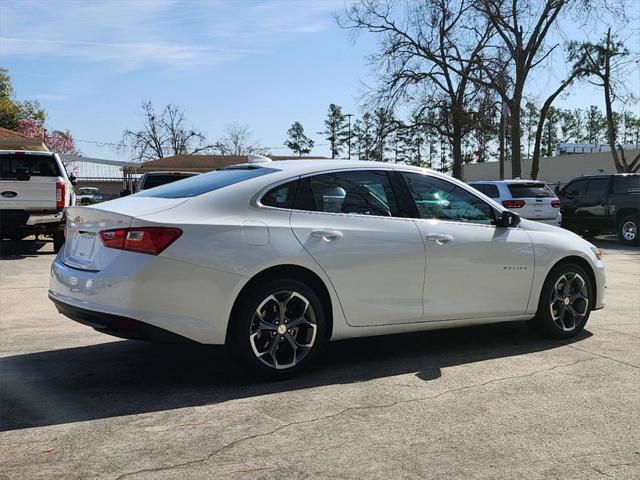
left=528, top=263, right=593, bottom=339
left=618, top=215, right=639, bottom=246
left=229, top=279, right=326, bottom=379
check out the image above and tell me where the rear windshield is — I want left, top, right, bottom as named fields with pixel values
left=507, top=183, right=554, bottom=198
left=137, top=166, right=278, bottom=198
left=140, top=173, right=197, bottom=190
left=1, top=153, right=61, bottom=179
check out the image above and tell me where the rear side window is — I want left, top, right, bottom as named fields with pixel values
left=586, top=178, right=609, bottom=195
left=612, top=175, right=640, bottom=194
left=137, top=167, right=277, bottom=198
left=1, top=154, right=61, bottom=178
left=261, top=181, right=298, bottom=209
left=507, top=183, right=553, bottom=198
left=472, top=184, right=500, bottom=198
left=293, top=170, right=399, bottom=217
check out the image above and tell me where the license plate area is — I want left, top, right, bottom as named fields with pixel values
left=71, top=231, right=97, bottom=260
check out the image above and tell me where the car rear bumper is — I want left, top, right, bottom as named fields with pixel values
left=50, top=294, right=194, bottom=342
left=49, top=253, right=245, bottom=344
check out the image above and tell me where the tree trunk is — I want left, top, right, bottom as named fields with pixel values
left=498, top=101, right=506, bottom=180
left=451, top=123, right=463, bottom=179
left=603, top=29, right=625, bottom=172
left=509, top=95, right=522, bottom=178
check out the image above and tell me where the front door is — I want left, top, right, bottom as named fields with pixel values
left=290, top=169, right=426, bottom=327
left=401, top=172, right=535, bottom=320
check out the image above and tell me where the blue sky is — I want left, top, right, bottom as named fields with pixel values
left=1, top=0, right=638, bottom=160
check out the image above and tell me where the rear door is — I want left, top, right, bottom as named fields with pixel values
left=0, top=153, right=61, bottom=210
left=289, top=169, right=426, bottom=326
left=580, top=177, right=611, bottom=228
left=507, top=182, right=557, bottom=220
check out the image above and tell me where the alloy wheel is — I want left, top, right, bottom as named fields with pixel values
left=249, top=291, right=317, bottom=369
left=622, top=221, right=637, bottom=242
left=549, top=272, right=589, bottom=332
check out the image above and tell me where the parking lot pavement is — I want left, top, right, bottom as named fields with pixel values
left=0, top=238, right=638, bottom=479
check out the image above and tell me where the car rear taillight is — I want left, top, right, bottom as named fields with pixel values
left=99, top=227, right=182, bottom=255
left=502, top=199, right=525, bottom=209
left=56, top=182, right=65, bottom=209
left=551, top=199, right=560, bottom=208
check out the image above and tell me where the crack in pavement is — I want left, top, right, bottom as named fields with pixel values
left=563, top=343, right=640, bottom=370
left=113, top=356, right=598, bottom=480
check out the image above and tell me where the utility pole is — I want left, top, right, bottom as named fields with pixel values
left=345, top=113, right=353, bottom=159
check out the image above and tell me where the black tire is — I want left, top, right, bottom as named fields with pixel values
left=228, top=278, right=327, bottom=379
left=53, top=230, right=65, bottom=253
left=527, top=262, right=593, bottom=339
left=618, top=215, right=639, bottom=246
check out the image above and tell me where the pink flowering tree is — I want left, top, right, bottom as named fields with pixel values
left=17, top=118, right=79, bottom=158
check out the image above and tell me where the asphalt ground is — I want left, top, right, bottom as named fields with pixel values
left=0, top=237, right=638, bottom=479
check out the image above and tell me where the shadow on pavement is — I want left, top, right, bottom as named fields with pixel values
left=593, top=237, right=640, bottom=254
left=0, top=322, right=592, bottom=431
left=0, top=238, right=55, bottom=259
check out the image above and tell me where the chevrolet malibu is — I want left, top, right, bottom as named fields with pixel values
left=49, top=158, right=606, bottom=378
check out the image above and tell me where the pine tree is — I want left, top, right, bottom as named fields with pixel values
left=585, top=106, right=606, bottom=144
left=319, top=104, right=348, bottom=158
left=284, top=121, right=314, bottom=157
left=522, top=101, right=539, bottom=159
left=541, top=106, right=562, bottom=157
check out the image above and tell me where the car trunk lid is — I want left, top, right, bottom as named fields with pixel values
left=507, top=183, right=558, bottom=220
left=61, top=197, right=185, bottom=271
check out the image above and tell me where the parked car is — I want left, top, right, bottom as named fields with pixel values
left=557, top=173, right=640, bottom=246
left=1, top=150, right=76, bottom=251
left=137, top=171, right=198, bottom=191
left=49, top=159, right=605, bottom=378
left=468, top=180, right=561, bottom=225
left=76, top=187, right=103, bottom=205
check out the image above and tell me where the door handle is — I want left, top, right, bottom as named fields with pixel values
left=426, top=233, right=453, bottom=245
left=311, top=229, right=343, bottom=241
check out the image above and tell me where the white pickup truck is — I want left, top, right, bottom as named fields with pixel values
left=1, top=150, right=76, bottom=252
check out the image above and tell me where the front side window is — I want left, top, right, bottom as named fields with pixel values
left=293, top=170, right=399, bottom=217
left=563, top=179, right=587, bottom=196
left=403, top=173, right=495, bottom=225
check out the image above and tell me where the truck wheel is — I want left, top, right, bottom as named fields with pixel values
left=53, top=231, right=65, bottom=253
left=618, top=215, right=639, bottom=246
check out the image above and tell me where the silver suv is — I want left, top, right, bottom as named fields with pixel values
left=468, top=180, right=561, bottom=226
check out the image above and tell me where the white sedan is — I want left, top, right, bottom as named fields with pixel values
left=50, top=158, right=606, bottom=378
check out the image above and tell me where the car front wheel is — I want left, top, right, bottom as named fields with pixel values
left=528, top=263, right=593, bottom=339
left=618, top=215, right=639, bottom=246
left=229, top=278, right=326, bottom=379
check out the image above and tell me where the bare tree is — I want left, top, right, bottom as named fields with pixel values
left=120, top=101, right=214, bottom=162
left=568, top=28, right=639, bottom=172
left=214, top=122, right=268, bottom=156
left=530, top=48, right=587, bottom=179
left=470, top=0, right=572, bottom=178
left=340, top=0, right=492, bottom=179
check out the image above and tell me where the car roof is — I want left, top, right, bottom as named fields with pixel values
left=233, top=159, right=433, bottom=176
left=468, top=179, right=546, bottom=185
left=0, top=150, right=56, bottom=157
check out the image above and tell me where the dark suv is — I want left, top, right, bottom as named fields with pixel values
left=557, top=173, right=639, bottom=246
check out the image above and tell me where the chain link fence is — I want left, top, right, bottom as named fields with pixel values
left=75, top=178, right=137, bottom=205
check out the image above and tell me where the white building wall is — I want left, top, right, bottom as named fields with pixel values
left=462, top=149, right=640, bottom=186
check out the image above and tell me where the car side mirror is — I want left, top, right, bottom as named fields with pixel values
left=495, top=210, right=521, bottom=228
left=69, top=174, right=77, bottom=185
